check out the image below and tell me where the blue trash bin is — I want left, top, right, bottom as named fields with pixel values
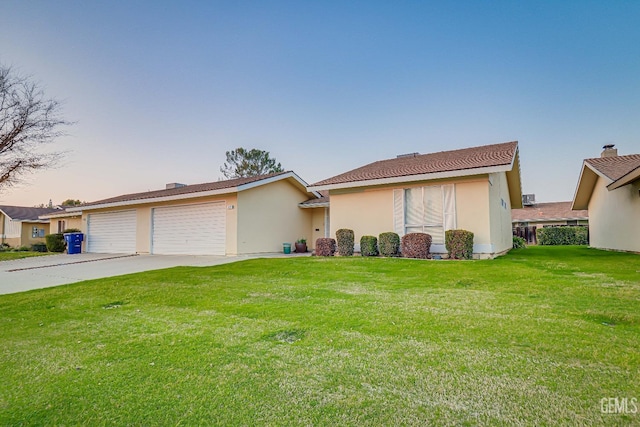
left=64, top=232, right=84, bottom=254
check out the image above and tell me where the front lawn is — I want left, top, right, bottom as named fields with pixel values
left=1, top=246, right=638, bottom=425
left=0, top=251, right=52, bottom=261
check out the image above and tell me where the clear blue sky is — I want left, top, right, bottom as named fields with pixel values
left=1, top=1, right=639, bottom=206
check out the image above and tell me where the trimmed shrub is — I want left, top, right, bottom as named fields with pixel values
left=536, top=226, right=588, bottom=246
left=336, top=228, right=354, bottom=256
left=45, top=233, right=66, bottom=252
left=16, top=246, right=31, bottom=252
left=512, top=236, right=527, bottom=249
left=379, top=232, right=400, bottom=257
left=63, top=228, right=82, bottom=233
left=360, top=235, right=378, bottom=257
left=445, top=229, right=474, bottom=260
left=31, top=243, right=48, bottom=252
left=401, top=233, right=432, bottom=259
left=315, top=238, right=337, bottom=256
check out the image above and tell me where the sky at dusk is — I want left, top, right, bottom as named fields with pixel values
left=1, top=1, right=639, bottom=206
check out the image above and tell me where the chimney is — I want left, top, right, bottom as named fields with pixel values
left=397, top=152, right=420, bottom=158
left=601, top=144, right=618, bottom=158
left=166, top=183, right=186, bottom=189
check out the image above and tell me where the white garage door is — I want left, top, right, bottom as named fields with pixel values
left=152, top=202, right=226, bottom=255
left=87, top=210, right=137, bottom=254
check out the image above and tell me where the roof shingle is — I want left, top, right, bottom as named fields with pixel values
left=312, top=141, right=518, bottom=187
left=80, top=171, right=290, bottom=208
left=585, top=154, right=640, bottom=182
left=512, top=202, right=588, bottom=222
left=0, top=205, right=60, bottom=221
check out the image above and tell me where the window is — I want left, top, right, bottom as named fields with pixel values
left=394, top=184, right=456, bottom=244
left=57, top=220, right=66, bottom=233
left=32, top=227, right=45, bottom=238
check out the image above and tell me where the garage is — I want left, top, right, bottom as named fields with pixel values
left=87, top=210, right=137, bottom=253
left=151, top=202, right=226, bottom=255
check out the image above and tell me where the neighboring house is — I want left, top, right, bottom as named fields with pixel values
left=63, top=171, right=322, bottom=255
left=512, top=201, right=588, bottom=244
left=308, top=141, right=523, bottom=259
left=39, top=210, right=84, bottom=233
left=572, top=145, right=640, bottom=253
left=0, top=205, right=60, bottom=248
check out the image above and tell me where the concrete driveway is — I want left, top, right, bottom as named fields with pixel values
left=0, top=252, right=302, bottom=295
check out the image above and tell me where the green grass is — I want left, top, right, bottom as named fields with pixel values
left=0, top=251, right=52, bottom=261
left=1, top=246, right=639, bottom=425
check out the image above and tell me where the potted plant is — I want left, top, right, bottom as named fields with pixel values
left=295, top=238, right=307, bottom=253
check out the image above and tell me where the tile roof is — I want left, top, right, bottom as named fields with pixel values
left=512, top=202, right=588, bottom=222
left=585, top=154, right=640, bottom=182
left=80, top=171, right=290, bottom=208
left=311, top=141, right=518, bottom=187
left=0, top=205, right=60, bottom=221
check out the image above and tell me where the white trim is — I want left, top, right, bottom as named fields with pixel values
left=39, top=211, right=83, bottom=219
left=68, top=172, right=321, bottom=212
left=309, top=164, right=512, bottom=191
left=324, top=207, right=330, bottom=238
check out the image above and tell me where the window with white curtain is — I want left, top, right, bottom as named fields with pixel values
left=393, top=184, right=456, bottom=244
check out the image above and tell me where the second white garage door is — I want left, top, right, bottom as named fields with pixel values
left=151, top=202, right=226, bottom=255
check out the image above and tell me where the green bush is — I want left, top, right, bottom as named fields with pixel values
left=360, top=235, right=378, bottom=257
left=536, top=226, right=588, bottom=246
left=45, top=233, right=66, bottom=252
left=16, top=246, right=31, bottom=252
left=401, top=233, right=432, bottom=259
left=63, top=228, right=82, bottom=233
left=512, top=236, right=527, bottom=249
left=379, top=232, right=400, bottom=257
left=445, top=229, right=474, bottom=260
left=336, top=229, right=354, bottom=256
left=31, top=243, right=48, bottom=252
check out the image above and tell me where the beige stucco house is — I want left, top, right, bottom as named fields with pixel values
left=308, top=141, right=523, bottom=259
left=572, top=145, right=640, bottom=253
left=64, top=171, right=323, bottom=255
left=0, top=205, right=60, bottom=248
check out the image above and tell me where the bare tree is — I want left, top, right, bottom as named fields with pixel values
left=220, top=147, right=284, bottom=179
left=0, top=65, right=70, bottom=190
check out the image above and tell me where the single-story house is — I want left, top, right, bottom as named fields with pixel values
left=572, top=144, right=640, bottom=253
left=64, top=171, right=323, bottom=255
left=308, top=141, right=523, bottom=259
left=0, top=205, right=60, bottom=248
left=512, top=201, right=588, bottom=244
left=38, top=210, right=84, bottom=233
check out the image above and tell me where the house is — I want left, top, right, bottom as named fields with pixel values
left=512, top=200, right=588, bottom=244
left=0, top=205, right=60, bottom=248
left=63, top=171, right=323, bottom=255
left=308, top=141, right=523, bottom=259
left=572, top=145, right=640, bottom=253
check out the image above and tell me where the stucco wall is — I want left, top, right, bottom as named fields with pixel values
left=328, top=176, right=501, bottom=256
left=488, top=172, right=514, bottom=255
left=20, top=222, right=50, bottom=247
left=589, top=176, right=640, bottom=252
left=237, top=180, right=312, bottom=253
left=329, top=187, right=394, bottom=245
